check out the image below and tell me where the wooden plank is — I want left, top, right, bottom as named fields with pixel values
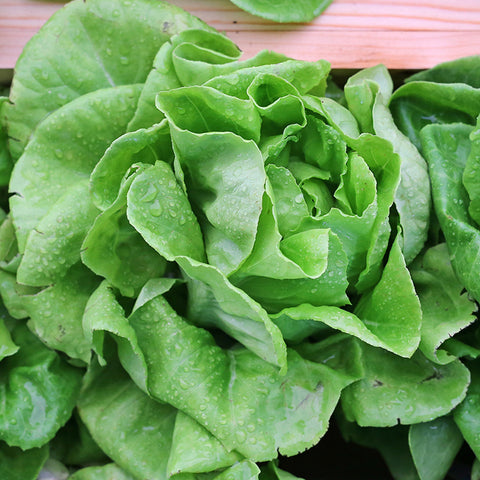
left=1, top=0, right=480, bottom=70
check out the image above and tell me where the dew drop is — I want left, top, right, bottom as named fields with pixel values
left=149, top=200, right=163, bottom=217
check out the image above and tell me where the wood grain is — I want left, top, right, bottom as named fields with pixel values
left=1, top=0, right=480, bottom=70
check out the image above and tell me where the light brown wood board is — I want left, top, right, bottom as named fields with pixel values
left=1, top=0, right=480, bottom=70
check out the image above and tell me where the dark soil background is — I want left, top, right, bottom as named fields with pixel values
left=277, top=422, right=475, bottom=480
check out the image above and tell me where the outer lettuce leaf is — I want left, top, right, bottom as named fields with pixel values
left=0, top=324, right=83, bottom=449
left=78, top=359, right=178, bottom=480
left=0, top=441, right=48, bottom=480
left=17, top=180, right=99, bottom=287
left=406, top=55, right=480, bottom=87
left=5, top=0, right=211, bottom=159
left=22, top=263, right=99, bottom=363
left=420, top=122, right=480, bottom=302
left=51, top=411, right=109, bottom=467
left=341, top=341, right=470, bottom=427
left=341, top=416, right=463, bottom=480
left=82, top=285, right=245, bottom=476
left=10, top=85, right=141, bottom=256
left=259, top=461, right=306, bottom=480
left=228, top=0, right=332, bottom=22
left=0, top=270, right=38, bottom=320
left=168, top=412, right=243, bottom=475
left=408, top=416, right=463, bottom=480
left=474, top=460, right=480, bottom=480
left=213, top=461, right=260, bottom=479
left=410, top=243, right=477, bottom=364
left=78, top=359, right=241, bottom=480
left=390, top=81, right=480, bottom=151
left=0, top=318, right=18, bottom=362
left=128, top=294, right=354, bottom=462
left=296, top=334, right=365, bottom=383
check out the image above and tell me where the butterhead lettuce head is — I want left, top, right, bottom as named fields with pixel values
left=1, top=1, right=480, bottom=479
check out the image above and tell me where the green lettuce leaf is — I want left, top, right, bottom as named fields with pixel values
left=78, top=359, right=242, bottom=480
left=5, top=0, right=211, bottom=160
left=420, top=122, right=480, bottom=302
left=83, top=165, right=167, bottom=298
left=408, top=416, right=463, bottom=480
left=0, top=441, right=48, bottom=480
left=0, top=324, right=83, bottom=449
left=0, top=97, right=12, bottom=186
left=129, top=294, right=354, bottom=462
left=345, top=65, right=430, bottom=264
left=410, top=243, right=477, bottom=364
left=10, top=85, right=141, bottom=257
left=390, top=80, right=480, bottom=151
left=90, top=121, right=173, bottom=211
left=228, top=0, right=332, bottom=22
left=341, top=340, right=470, bottom=427
left=463, top=115, right=480, bottom=225
left=454, top=359, right=480, bottom=459
left=22, top=263, right=99, bottom=363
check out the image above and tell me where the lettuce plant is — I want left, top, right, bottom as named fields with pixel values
left=0, top=1, right=479, bottom=478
